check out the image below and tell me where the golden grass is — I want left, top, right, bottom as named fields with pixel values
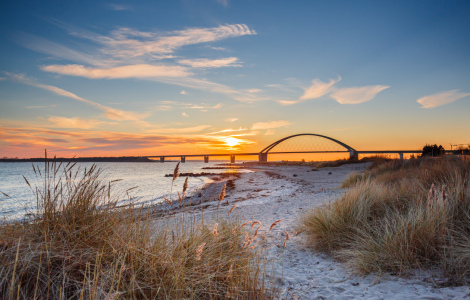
left=298, top=156, right=470, bottom=281
left=0, top=157, right=276, bottom=299
left=244, top=154, right=392, bottom=169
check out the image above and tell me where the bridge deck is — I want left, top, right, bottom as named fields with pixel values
left=147, top=150, right=422, bottom=158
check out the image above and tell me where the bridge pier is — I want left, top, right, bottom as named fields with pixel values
left=349, top=150, right=359, bottom=161
left=204, top=156, right=209, bottom=163
left=160, top=156, right=165, bottom=163
left=399, top=152, right=404, bottom=160
left=230, top=155, right=235, bottom=164
left=259, top=153, right=268, bottom=162
left=181, top=156, right=186, bottom=163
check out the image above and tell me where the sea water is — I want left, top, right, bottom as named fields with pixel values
left=0, top=161, right=247, bottom=220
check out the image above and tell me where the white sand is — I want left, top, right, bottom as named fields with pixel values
left=186, top=163, right=469, bottom=299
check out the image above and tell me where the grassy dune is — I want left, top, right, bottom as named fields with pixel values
left=0, top=160, right=275, bottom=299
left=299, top=156, right=470, bottom=281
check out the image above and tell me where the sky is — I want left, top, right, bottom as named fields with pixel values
left=1, top=0, right=469, bottom=159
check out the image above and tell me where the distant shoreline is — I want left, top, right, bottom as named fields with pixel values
left=0, top=157, right=158, bottom=163
left=0, top=158, right=257, bottom=163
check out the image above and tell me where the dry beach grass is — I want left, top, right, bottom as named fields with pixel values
left=3, top=153, right=469, bottom=299
left=243, top=155, right=392, bottom=169
left=298, top=155, right=470, bottom=282
left=0, top=158, right=276, bottom=299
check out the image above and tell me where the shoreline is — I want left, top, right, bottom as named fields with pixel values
left=153, top=162, right=469, bottom=299
left=147, top=171, right=244, bottom=216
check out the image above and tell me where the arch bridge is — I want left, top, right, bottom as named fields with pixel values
left=257, top=133, right=357, bottom=161
left=148, top=133, right=421, bottom=163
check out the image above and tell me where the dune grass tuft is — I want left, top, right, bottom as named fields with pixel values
left=0, top=158, right=276, bottom=299
left=298, top=156, right=470, bottom=281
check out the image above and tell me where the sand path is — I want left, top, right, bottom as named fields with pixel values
left=157, top=162, right=469, bottom=299
left=188, top=162, right=469, bottom=299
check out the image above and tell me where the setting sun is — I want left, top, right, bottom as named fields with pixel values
left=225, top=137, right=240, bottom=147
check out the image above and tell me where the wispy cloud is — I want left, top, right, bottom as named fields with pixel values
left=264, top=129, right=275, bottom=135
left=42, top=68, right=267, bottom=103
left=182, top=112, right=189, bottom=117
left=152, top=104, right=173, bottom=111
left=300, top=77, right=341, bottom=100
left=7, top=73, right=149, bottom=121
left=41, top=64, right=191, bottom=78
left=148, top=76, right=267, bottom=102
left=153, top=101, right=223, bottom=111
left=277, top=99, right=300, bottom=106
left=329, top=85, right=390, bottom=104
left=277, top=77, right=390, bottom=105
left=108, top=3, right=132, bottom=11
left=19, top=21, right=266, bottom=103
left=180, top=90, right=187, bottom=95
left=245, top=88, right=262, bottom=93
left=61, top=23, right=256, bottom=60
left=74, top=133, right=220, bottom=152
left=37, top=137, right=70, bottom=143
left=1, top=125, right=83, bottom=137
left=417, top=90, right=470, bottom=108
left=16, top=33, right=103, bottom=66
left=145, top=125, right=211, bottom=134
left=188, top=103, right=223, bottom=110
left=251, top=120, right=292, bottom=130
left=207, top=127, right=247, bottom=135
left=48, top=116, right=103, bottom=129
left=225, top=118, right=238, bottom=122
left=178, top=57, right=240, bottom=68
left=0, top=124, right=228, bottom=157
left=207, top=46, right=226, bottom=51
left=228, top=131, right=258, bottom=137
left=19, top=20, right=384, bottom=109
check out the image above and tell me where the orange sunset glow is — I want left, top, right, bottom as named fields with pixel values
left=0, top=2, right=468, bottom=160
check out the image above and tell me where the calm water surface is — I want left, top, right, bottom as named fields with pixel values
left=0, top=161, right=246, bottom=220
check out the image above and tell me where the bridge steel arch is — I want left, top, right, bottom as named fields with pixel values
left=258, top=133, right=358, bottom=162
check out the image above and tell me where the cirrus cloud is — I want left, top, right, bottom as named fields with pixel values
left=329, top=85, right=390, bottom=104
left=48, top=116, right=103, bottom=129
left=41, top=64, right=191, bottom=79
left=245, top=88, right=262, bottom=93
left=6, top=72, right=149, bottom=122
left=65, top=23, right=256, bottom=60
left=300, top=77, right=341, bottom=100
left=277, top=77, right=389, bottom=105
left=145, top=125, right=211, bottom=134
left=417, top=90, right=470, bottom=108
left=178, top=57, right=240, bottom=68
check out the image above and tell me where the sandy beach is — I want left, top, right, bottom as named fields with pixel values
left=165, top=162, right=470, bottom=299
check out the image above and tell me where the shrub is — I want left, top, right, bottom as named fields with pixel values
left=298, top=156, right=470, bottom=281
left=422, top=144, right=445, bottom=157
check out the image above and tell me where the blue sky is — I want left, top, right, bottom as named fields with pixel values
left=1, top=0, right=469, bottom=158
